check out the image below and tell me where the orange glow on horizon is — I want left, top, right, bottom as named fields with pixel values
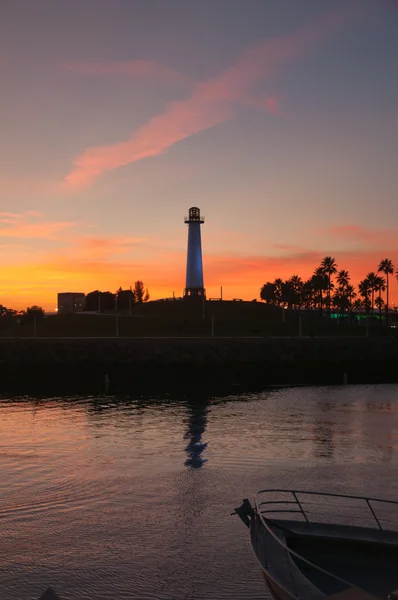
left=1, top=249, right=398, bottom=312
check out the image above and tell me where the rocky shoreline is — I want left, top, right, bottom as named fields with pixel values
left=0, top=337, right=397, bottom=394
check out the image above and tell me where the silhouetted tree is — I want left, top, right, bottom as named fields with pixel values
left=302, top=279, right=315, bottom=310
left=0, top=305, right=17, bottom=318
left=25, top=305, right=45, bottom=322
left=358, top=278, right=371, bottom=314
left=336, top=269, right=350, bottom=289
left=378, top=258, right=394, bottom=324
left=85, top=290, right=101, bottom=311
left=346, top=284, right=356, bottom=323
left=332, top=289, right=349, bottom=319
left=365, top=272, right=382, bottom=316
left=101, top=291, right=117, bottom=310
left=280, top=279, right=294, bottom=310
left=0, top=304, right=21, bottom=329
left=288, top=275, right=304, bottom=311
left=352, top=298, right=363, bottom=313
left=260, top=282, right=276, bottom=304
left=273, top=278, right=283, bottom=305
left=134, top=280, right=150, bottom=303
left=375, top=296, right=385, bottom=322
left=320, top=256, right=337, bottom=317
left=85, top=290, right=115, bottom=311
left=116, top=287, right=135, bottom=311
left=333, top=270, right=351, bottom=319
left=257, top=256, right=397, bottom=331
left=312, top=267, right=329, bottom=315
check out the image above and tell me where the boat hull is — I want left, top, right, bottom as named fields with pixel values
left=262, top=571, right=296, bottom=600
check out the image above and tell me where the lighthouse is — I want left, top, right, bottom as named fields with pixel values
left=184, top=207, right=205, bottom=298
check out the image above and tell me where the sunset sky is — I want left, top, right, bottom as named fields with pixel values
left=1, top=0, right=398, bottom=310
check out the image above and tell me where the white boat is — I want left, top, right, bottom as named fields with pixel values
left=233, top=490, right=398, bottom=600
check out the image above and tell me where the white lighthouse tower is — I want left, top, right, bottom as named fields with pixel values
left=184, top=207, right=205, bottom=299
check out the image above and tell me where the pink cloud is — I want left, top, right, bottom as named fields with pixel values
left=63, top=59, right=191, bottom=85
left=75, top=236, right=148, bottom=259
left=0, top=212, right=74, bottom=240
left=265, top=95, right=282, bottom=116
left=328, top=224, right=398, bottom=246
left=65, top=4, right=360, bottom=189
left=0, top=212, right=23, bottom=220
left=65, top=94, right=233, bottom=188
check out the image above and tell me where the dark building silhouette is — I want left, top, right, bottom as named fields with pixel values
left=57, top=292, right=85, bottom=314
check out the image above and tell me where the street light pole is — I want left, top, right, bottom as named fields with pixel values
left=115, top=294, right=119, bottom=337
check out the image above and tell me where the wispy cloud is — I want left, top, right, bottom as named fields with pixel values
left=65, top=4, right=360, bottom=189
left=65, top=95, right=234, bottom=188
left=265, top=95, right=282, bottom=117
left=74, top=236, right=148, bottom=259
left=328, top=224, right=398, bottom=247
left=0, top=212, right=74, bottom=240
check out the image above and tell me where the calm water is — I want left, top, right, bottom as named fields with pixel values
left=1, top=385, right=398, bottom=600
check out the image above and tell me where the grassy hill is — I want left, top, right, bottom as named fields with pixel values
left=0, top=299, right=390, bottom=338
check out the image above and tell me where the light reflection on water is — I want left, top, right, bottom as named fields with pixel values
left=0, top=385, right=398, bottom=599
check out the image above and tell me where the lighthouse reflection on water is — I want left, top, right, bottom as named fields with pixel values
left=184, top=399, right=209, bottom=469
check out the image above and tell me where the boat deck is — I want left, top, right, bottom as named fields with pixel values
left=269, top=520, right=398, bottom=598
left=272, top=519, right=398, bottom=546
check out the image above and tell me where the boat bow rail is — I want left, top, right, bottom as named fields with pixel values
left=255, top=489, right=398, bottom=532
left=233, top=490, right=398, bottom=599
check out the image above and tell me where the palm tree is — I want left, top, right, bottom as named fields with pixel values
left=320, top=256, right=337, bottom=317
left=358, top=278, right=371, bottom=314
left=336, top=269, right=350, bottom=289
left=312, top=267, right=329, bottom=315
left=281, top=279, right=295, bottom=310
left=288, top=275, right=304, bottom=311
left=375, top=296, right=385, bottom=325
left=302, top=279, right=315, bottom=310
left=375, top=275, right=386, bottom=322
left=273, top=278, right=283, bottom=306
left=333, top=288, right=349, bottom=319
left=346, top=284, right=356, bottom=323
left=260, top=282, right=276, bottom=304
left=365, top=272, right=378, bottom=315
left=378, top=259, right=394, bottom=325
left=335, top=270, right=351, bottom=320
left=352, top=298, right=363, bottom=313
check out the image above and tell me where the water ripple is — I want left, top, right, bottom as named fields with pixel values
left=1, top=385, right=398, bottom=599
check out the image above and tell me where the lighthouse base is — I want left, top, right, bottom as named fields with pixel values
left=184, top=287, right=206, bottom=300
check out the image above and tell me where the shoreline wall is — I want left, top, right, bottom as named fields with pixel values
left=0, top=337, right=397, bottom=394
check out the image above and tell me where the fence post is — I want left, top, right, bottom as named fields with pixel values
left=115, top=294, right=119, bottom=337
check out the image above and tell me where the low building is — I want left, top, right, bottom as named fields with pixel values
left=57, top=292, right=85, bottom=314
